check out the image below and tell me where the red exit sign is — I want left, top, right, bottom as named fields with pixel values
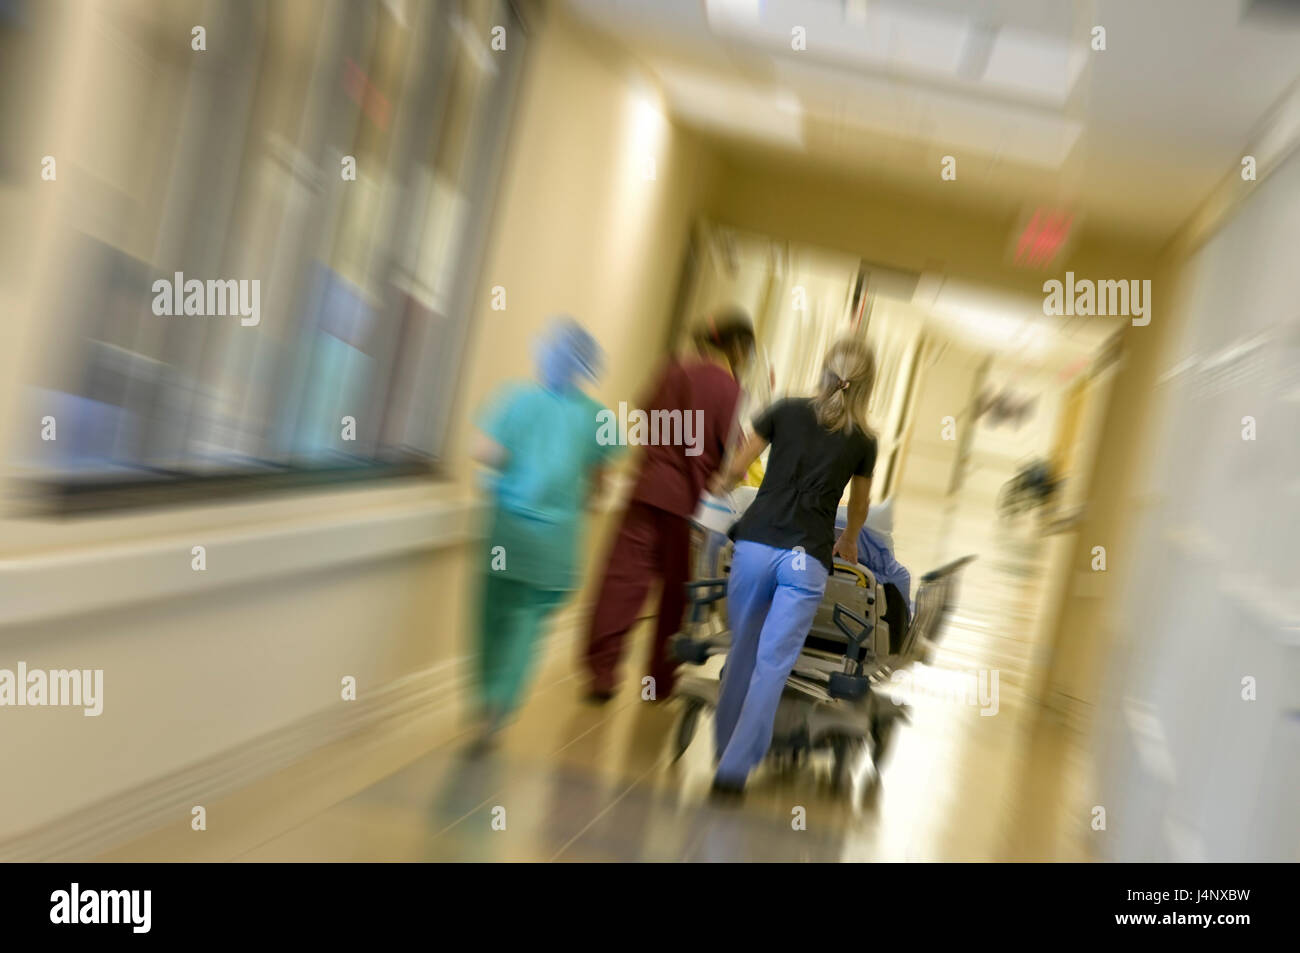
left=1014, top=208, right=1073, bottom=268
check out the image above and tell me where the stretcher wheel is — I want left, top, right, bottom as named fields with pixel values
left=828, top=672, right=871, bottom=701
left=672, top=635, right=713, bottom=665
left=672, top=698, right=706, bottom=762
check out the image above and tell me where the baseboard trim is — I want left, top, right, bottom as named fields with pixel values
left=0, top=655, right=467, bottom=863
left=0, top=607, right=594, bottom=861
left=0, top=655, right=477, bottom=862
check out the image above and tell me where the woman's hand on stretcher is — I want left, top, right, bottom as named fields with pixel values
left=834, top=475, right=870, bottom=566
left=832, top=530, right=859, bottom=566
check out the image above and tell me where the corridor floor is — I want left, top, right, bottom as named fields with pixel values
left=101, top=485, right=1093, bottom=862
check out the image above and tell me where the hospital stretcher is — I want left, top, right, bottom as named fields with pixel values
left=672, top=529, right=975, bottom=806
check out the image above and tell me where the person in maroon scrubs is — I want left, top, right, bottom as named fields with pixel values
left=583, top=308, right=755, bottom=702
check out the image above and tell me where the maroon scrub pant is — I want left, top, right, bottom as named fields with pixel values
left=585, top=501, right=691, bottom=698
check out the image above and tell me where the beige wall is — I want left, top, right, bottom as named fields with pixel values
left=679, top=147, right=1202, bottom=744
left=1035, top=254, right=1188, bottom=717
left=448, top=16, right=720, bottom=479
left=702, top=153, right=1162, bottom=303
left=695, top=152, right=1166, bottom=509
left=448, top=9, right=722, bottom=592
left=0, top=0, right=1204, bottom=849
left=892, top=338, right=986, bottom=499
left=690, top=148, right=1212, bottom=741
left=0, top=10, right=716, bottom=842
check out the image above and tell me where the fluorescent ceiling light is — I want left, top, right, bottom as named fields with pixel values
left=844, top=0, right=869, bottom=29
left=705, top=0, right=1083, bottom=108
left=705, top=0, right=763, bottom=22
left=773, top=58, right=1082, bottom=168
left=707, top=0, right=969, bottom=74
left=981, top=26, right=1084, bottom=105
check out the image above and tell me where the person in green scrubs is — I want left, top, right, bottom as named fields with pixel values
left=470, top=316, right=615, bottom=752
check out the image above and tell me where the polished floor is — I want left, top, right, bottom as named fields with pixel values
left=101, top=470, right=1093, bottom=862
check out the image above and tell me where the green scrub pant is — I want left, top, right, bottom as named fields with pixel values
left=477, top=571, right=568, bottom=716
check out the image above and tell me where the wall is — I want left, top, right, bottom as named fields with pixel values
left=701, top=152, right=1162, bottom=305
left=965, top=359, right=1064, bottom=505
left=449, top=16, right=719, bottom=473
left=697, top=152, right=1164, bottom=508
left=0, top=8, right=716, bottom=845
left=1085, top=146, right=1300, bottom=860
left=891, top=337, right=986, bottom=499
left=1033, top=255, right=1183, bottom=722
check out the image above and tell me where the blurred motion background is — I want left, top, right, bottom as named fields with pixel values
left=0, top=0, right=1297, bottom=861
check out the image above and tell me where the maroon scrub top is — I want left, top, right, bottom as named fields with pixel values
left=628, top=358, right=742, bottom=518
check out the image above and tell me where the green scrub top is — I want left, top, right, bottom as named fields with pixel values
left=478, top=382, right=616, bottom=590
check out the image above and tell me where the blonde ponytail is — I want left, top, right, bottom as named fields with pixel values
left=811, top=338, right=876, bottom=434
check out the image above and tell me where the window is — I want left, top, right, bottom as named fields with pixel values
left=11, top=0, right=526, bottom=512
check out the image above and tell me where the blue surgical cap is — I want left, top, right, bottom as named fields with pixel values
left=535, top=315, right=602, bottom=393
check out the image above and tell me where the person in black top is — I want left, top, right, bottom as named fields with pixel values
left=707, top=337, right=878, bottom=795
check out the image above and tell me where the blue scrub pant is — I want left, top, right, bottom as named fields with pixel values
left=714, top=540, right=829, bottom=785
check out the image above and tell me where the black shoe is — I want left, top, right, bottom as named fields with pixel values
left=464, top=731, right=496, bottom=759
left=709, top=778, right=745, bottom=803
left=584, top=688, right=615, bottom=705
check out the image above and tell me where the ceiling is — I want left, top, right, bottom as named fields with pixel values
left=564, top=0, right=1300, bottom=246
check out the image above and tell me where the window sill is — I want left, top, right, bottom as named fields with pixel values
left=0, top=491, right=486, bottom=632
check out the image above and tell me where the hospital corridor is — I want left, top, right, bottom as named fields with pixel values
left=91, top=483, right=1073, bottom=863
left=1, top=0, right=1298, bottom=906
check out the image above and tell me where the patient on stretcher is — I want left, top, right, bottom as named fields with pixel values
left=835, top=498, right=911, bottom=654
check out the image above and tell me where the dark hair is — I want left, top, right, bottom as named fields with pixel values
left=692, top=306, right=755, bottom=355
